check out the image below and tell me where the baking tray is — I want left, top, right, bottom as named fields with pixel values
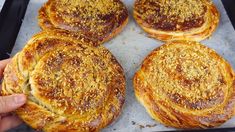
left=0, top=0, right=29, bottom=59
left=1, top=0, right=235, bottom=132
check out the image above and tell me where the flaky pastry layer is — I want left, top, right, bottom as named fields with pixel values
left=133, top=40, right=235, bottom=128
left=2, top=30, right=126, bottom=132
left=133, top=0, right=219, bottom=41
left=38, top=0, right=129, bottom=45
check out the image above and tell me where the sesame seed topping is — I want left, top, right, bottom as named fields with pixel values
left=135, top=0, right=207, bottom=31
left=40, top=0, right=128, bottom=40
left=138, top=41, right=230, bottom=110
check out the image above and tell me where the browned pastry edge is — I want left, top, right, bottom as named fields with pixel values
left=41, top=29, right=101, bottom=46
left=38, top=0, right=129, bottom=45
left=133, top=0, right=220, bottom=42
left=100, top=18, right=129, bottom=44
left=133, top=40, right=235, bottom=128
left=2, top=30, right=126, bottom=132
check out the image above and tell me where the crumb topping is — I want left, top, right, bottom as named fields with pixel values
left=59, top=0, right=120, bottom=18
left=31, top=46, right=114, bottom=114
left=135, top=0, right=207, bottom=31
left=141, top=41, right=230, bottom=110
left=44, top=0, right=128, bottom=38
left=159, top=0, right=205, bottom=21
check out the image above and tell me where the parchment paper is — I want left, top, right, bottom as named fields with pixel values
left=10, top=0, right=235, bottom=131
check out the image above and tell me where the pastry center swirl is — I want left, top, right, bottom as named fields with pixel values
left=145, top=46, right=227, bottom=110
left=30, top=47, right=111, bottom=115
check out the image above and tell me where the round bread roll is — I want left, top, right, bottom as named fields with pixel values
left=133, top=40, right=235, bottom=128
left=133, top=0, right=219, bottom=42
left=2, top=30, right=126, bottom=131
left=38, top=0, right=129, bottom=44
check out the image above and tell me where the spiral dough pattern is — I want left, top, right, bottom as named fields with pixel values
left=2, top=30, right=126, bottom=131
left=39, top=0, right=129, bottom=45
left=134, top=41, right=235, bottom=128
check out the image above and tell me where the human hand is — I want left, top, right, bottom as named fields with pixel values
left=0, top=59, right=26, bottom=131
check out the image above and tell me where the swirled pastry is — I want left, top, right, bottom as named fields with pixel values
left=2, top=30, right=126, bottom=131
left=38, top=0, right=128, bottom=44
left=133, top=0, right=219, bottom=41
left=133, top=40, right=235, bottom=128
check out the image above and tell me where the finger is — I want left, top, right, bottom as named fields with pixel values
left=0, top=94, right=26, bottom=113
left=0, top=59, right=11, bottom=79
left=0, top=113, right=11, bottom=118
left=0, top=115, right=22, bottom=132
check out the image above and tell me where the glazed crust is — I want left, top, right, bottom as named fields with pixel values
left=133, top=40, right=235, bottom=128
left=38, top=0, right=129, bottom=45
left=133, top=0, right=220, bottom=42
left=2, top=30, right=126, bottom=132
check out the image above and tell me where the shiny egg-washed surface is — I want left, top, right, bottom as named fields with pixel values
left=2, top=30, right=126, bottom=132
left=133, top=0, right=220, bottom=41
left=134, top=40, right=235, bottom=128
left=38, top=0, right=129, bottom=45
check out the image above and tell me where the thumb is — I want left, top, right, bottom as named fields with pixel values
left=0, top=94, right=26, bottom=113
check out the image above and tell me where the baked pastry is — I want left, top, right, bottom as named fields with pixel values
left=133, top=40, right=235, bottom=128
left=2, top=30, right=126, bottom=131
left=38, top=0, right=129, bottom=44
left=133, top=0, right=219, bottom=41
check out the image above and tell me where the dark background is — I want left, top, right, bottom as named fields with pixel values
left=222, top=0, right=235, bottom=28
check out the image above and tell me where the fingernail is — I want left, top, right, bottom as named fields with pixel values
left=14, top=95, right=26, bottom=104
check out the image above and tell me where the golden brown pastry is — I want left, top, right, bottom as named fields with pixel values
left=38, top=0, right=129, bottom=44
left=2, top=30, right=126, bottom=132
left=133, top=40, right=235, bottom=128
left=133, top=0, right=220, bottom=41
